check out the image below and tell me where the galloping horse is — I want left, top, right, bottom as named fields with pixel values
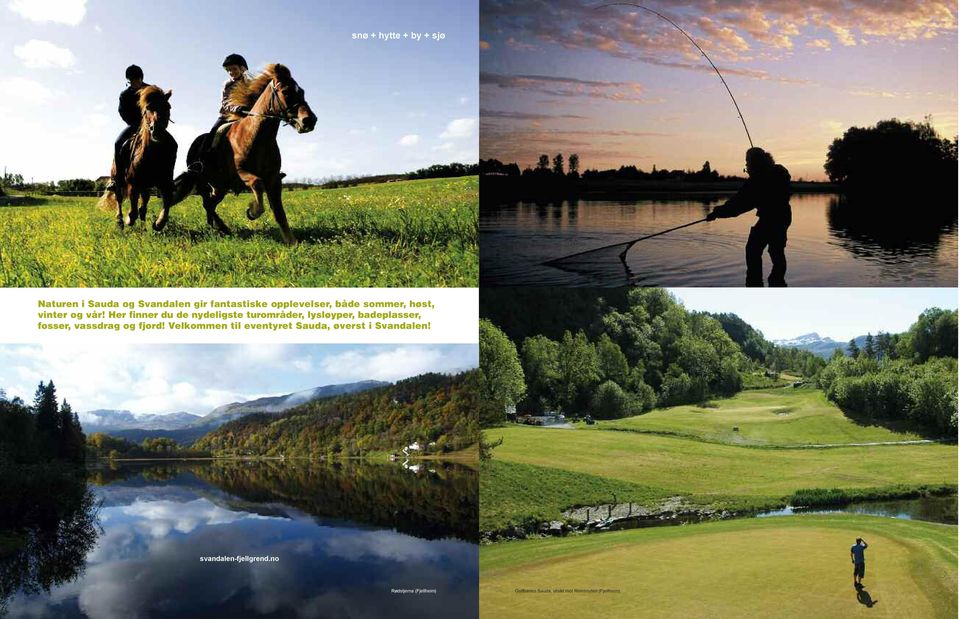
left=176, top=64, right=317, bottom=245
left=104, top=86, right=178, bottom=230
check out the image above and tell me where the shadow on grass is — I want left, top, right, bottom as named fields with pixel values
left=855, top=585, right=878, bottom=608
left=838, top=408, right=951, bottom=441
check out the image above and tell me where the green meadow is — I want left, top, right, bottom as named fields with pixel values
left=603, top=387, right=925, bottom=446
left=0, top=177, right=477, bottom=287
left=481, top=514, right=957, bottom=619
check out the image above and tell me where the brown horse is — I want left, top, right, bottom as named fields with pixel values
left=101, top=86, right=178, bottom=230
left=176, top=64, right=317, bottom=245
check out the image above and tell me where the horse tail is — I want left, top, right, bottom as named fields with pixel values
left=171, top=170, right=197, bottom=205
left=96, top=188, right=118, bottom=212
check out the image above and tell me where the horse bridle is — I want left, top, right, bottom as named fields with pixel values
left=243, top=80, right=302, bottom=125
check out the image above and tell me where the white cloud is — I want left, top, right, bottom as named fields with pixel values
left=8, top=0, right=86, bottom=25
left=0, top=76, right=55, bottom=104
left=439, top=118, right=476, bottom=139
left=398, top=134, right=420, bottom=146
left=14, top=39, right=76, bottom=69
left=318, top=347, right=473, bottom=382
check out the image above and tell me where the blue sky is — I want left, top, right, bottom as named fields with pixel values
left=0, top=343, right=478, bottom=417
left=0, top=0, right=478, bottom=181
left=670, top=288, right=958, bottom=341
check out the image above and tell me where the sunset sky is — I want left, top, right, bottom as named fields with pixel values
left=480, top=0, right=957, bottom=180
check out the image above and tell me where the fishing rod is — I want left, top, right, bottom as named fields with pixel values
left=593, top=2, right=754, bottom=149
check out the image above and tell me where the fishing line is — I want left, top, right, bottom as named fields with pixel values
left=594, top=2, right=754, bottom=148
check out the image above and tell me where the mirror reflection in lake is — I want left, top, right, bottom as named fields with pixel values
left=480, top=194, right=958, bottom=286
left=2, top=460, right=478, bottom=618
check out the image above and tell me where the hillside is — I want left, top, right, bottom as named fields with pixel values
left=83, top=380, right=389, bottom=445
left=198, top=380, right=390, bottom=427
left=194, top=371, right=480, bottom=457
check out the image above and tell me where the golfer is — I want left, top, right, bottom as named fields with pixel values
left=851, top=537, right=869, bottom=587
left=706, top=147, right=792, bottom=287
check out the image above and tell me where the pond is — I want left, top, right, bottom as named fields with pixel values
left=757, top=494, right=957, bottom=525
left=1, top=460, right=478, bottom=618
left=480, top=195, right=958, bottom=286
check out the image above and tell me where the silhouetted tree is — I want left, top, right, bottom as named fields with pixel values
left=537, top=154, right=549, bottom=171
left=825, top=118, right=957, bottom=207
left=33, top=381, right=58, bottom=460
left=552, top=153, right=564, bottom=175
left=568, top=154, right=580, bottom=177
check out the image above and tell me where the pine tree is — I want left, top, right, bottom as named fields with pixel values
left=34, top=381, right=59, bottom=459
left=864, top=333, right=876, bottom=360
left=847, top=339, right=860, bottom=358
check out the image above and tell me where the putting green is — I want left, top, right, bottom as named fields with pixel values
left=602, top=388, right=924, bottom=446
left=481, top=515, right=957, bottom=618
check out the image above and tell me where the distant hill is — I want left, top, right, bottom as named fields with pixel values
left=82, top=380, right=390, bottom=445
left=82, top=410, right=201, bottom=434
left=774, top=333, right=868, bottom=358
left=197, top=381, right=389, bottom=427
left=194, top=372, right=480, bottom=457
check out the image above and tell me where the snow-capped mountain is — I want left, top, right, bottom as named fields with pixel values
left=774, top=333, right=867, bottom=358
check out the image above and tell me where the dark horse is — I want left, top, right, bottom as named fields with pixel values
left=99, top=86, right=178, bottom=230
left=174, top=64, right=317, bottom=245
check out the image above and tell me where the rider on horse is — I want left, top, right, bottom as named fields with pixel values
left=187, top=53, right=251, bottom=173
left=107, top=65, right=149, bottom=190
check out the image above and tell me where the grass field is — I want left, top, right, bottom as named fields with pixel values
left=480, top=514, right=958, bottom=618
left=603, top=387, right=925, bottom=446
left=481, top=388, right=957, bottom=530
left=0, top=177, right=477, bottom=286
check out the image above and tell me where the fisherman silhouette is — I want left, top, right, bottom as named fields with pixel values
left=706, top=147, right=792, bottom=287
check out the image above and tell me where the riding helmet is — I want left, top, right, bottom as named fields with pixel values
left=125, top=64, right=144, bottom=80
left=222, top=53, right=248, bottom=69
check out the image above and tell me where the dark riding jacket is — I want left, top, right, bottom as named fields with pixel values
left=712, top=163, right=792, bottom=228
left=118, top=84, right=148, bottom=126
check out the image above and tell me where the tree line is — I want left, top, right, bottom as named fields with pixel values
left=819, top=308, right=958, bottom=436
left=86, top=433, right=209, bottom=460
left=0, top=382, right=85, bottom=465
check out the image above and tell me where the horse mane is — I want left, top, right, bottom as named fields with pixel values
left=134, top=85, right=167, bottom=162
left=227, top=64, right=291, bottom=117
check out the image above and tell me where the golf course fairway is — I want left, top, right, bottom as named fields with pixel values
left=480, top=514, right=957, bottom=618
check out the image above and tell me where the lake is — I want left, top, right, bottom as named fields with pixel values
left=480, top=194, right=958, bottom=286
left=1, top=460, right=478, bottom=619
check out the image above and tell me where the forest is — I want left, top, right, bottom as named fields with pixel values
left=479, top=289, right=825, bottom=425
left=479, top=289, right=955, bottom=437
left=193, top=371, right=480, bottom=457
left=818, top=308, right=958, bottom=436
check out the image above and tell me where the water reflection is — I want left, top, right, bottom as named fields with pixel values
left=757, top=494, right=957, bottom=525
left=480, top=195, right=957, bottom=286
left=0, top=469, right=99, bottom=617
left=6, top=460, right=478, bottom=618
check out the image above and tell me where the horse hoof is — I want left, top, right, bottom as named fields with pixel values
left=153, top=221, right=166, bottom=232
left=246, top=208, right=263, bottom=221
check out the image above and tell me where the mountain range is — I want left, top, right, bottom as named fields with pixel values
left=773, top=333, right=869, bottom=358
left=80, top=380, right=390, bottom=445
